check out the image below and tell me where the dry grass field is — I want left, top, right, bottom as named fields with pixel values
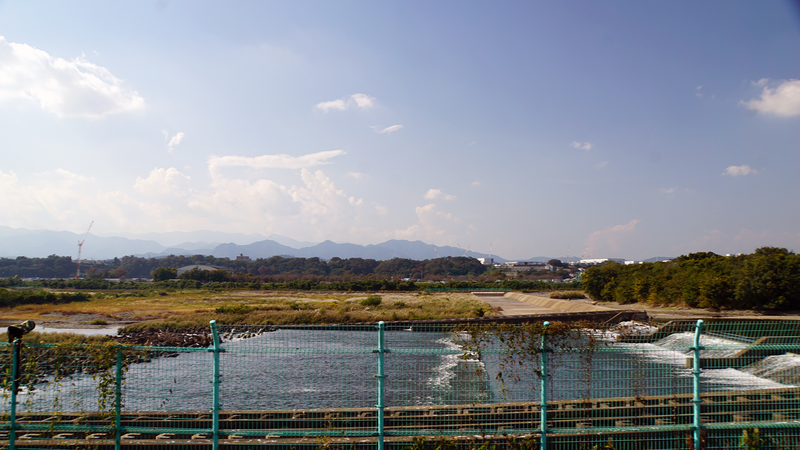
left=0, top=290, right=494, bottom=333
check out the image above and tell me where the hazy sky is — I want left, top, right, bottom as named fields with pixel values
left=1, top=1, right=799, bottom=260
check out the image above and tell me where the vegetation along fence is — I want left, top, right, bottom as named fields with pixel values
left=2, top=319, right=800, bottom=450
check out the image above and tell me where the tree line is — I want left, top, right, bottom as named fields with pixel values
left=582, top=247, right=800, bottom=310
left=0, top=254, right=490, bottom=280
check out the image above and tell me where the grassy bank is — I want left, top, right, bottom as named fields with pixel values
left=1, top=290, right=494, bottom=334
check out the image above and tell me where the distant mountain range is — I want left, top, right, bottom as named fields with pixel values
left=0, top=226, right=672, bottom=263
left=0, top=227, right=508, bottom=262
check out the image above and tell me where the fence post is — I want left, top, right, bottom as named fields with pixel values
left=8, top=339, right=20, bottom=450
left=540, top=321, right=549, bottom=450
left=210, top=320, right=223, bottom=450
left=691, top=319, right=705, bottom=450
left=115, top=348, right=123, bottom=450
left=375, top=321, right=388, bottom=450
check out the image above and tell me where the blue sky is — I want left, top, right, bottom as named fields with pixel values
left=0, top=1, right=798, bottom=260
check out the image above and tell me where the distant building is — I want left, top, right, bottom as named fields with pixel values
left=503, top=261, right=548, bottom=272
left=236, top=253, right=251, bottom=262
left=578, top=258, right=625, bottom=266
left=477, top=257, right=494, bottom=265
left=177, top=265, right=233, bottom=276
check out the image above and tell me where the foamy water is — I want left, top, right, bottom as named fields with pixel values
left=654, top=332, right=748, bottom=358
left=741, top=354, right=800, bottom=385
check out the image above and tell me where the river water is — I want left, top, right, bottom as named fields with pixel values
left=3, top=328, right=793, bottom=413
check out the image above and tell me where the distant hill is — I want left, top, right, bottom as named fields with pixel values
left=1, top=226, right=658, bottom=264
left=643, top=256, right=674, bottom=263
left=211, top=239, right=506, bottom=262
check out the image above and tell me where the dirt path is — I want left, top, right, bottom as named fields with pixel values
left=516, top=292, right=800, bottom=321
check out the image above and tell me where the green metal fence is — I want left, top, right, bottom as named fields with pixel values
left=2, top=319, right=800, bottom=449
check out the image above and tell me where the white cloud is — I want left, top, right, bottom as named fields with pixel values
left=48, top=168, right=96, bottom=184
left=722, top=165, right=757, bottom=177
left=350, top=93, right=374, bottom=108
left=370, top=124, right=403, bottom=134
left=571, top=141, right=594, bottom=150
left=166, top=132, right=185, bottom=151
left=315, top=93, right=376, bottom=112
left=424, top=188, right=456, bottom=201
left=347, top=172, right=367, bottom=179
left=208, top=150, right=345, bottom=178
left=134, top=167, right=191, bottom=196
left=595, top=161, right=608, bottom=169
left=0, top=36, right=144, bottom=118
left=314, top=99, right=347, bottom=112
left=393, top=203, right=464, bottom=242
left=471, top=181, right=481, bottom=187
left=659, top=187, right=676, bottom=195
left=375, top=204, right=388, bottom=215
left=741, top=79, right=800, bottom=117
left=583, top=219, right=640, bottom=257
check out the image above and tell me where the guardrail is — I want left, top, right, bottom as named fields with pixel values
left=3, top=320, right=800, bottom=450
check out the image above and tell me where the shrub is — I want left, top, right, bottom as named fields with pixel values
left=360, top=294, right=382, bottom=307
left=393, top=301, right=406, bottom=308
left=550, top=291, right=586, bottom=300
left=215, top=304, right=255, bottom=314
left=89, top=318, right=109, bottom=325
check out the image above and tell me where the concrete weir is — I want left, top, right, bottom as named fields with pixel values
left=4, top=387, right=798, bottom=448
left=458, top=291, right=648, bottom=325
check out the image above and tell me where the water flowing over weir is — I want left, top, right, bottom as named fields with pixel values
left=3, top=320, right=800, bottom=449
left=3, top=325, right=794, bottom=412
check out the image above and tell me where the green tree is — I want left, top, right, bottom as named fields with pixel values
left=151, top=267, right=177, bottom=281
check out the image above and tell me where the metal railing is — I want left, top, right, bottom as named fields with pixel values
left=2, top=319, right=800, bottom=449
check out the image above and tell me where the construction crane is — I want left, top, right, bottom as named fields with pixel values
left=432, top=244, right=440, bottom=258
left=75, top=221, right=94, bottom=279
left=456, top=243, right=471, bottom=257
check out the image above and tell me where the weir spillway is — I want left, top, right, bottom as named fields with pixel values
left=3, top=387, right=799, bottom=448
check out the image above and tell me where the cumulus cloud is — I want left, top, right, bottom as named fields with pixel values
left=347, top=172, right=367, bottom=179
left=583, top=219, right=640, bottom=257
left=208, top=150, right=345, bottom=178
left=163, top=131, right=185, bottom=151
left=370, top=124, right=403, bottom=134
left=571, top=141, right=594, bottom=150
left=723, top=165, right=757, bottom=177
left=134, top=167, right=191, bottom=196
left=46, top=168, right=96, bottom=184
left=315, top=93, right=376, bottom=112
left=314, top=99, right=347, bottom=112
left=0, top=36, right=144, bottom=118
left=424, top=188, right=456, bottom=201
left=741, top=79, right=800, bottom=117
left=350, top=93, right=374, bottom=108
left=0, top=169, right=166, bottom=231
left=393, top=203, right=466, bottom=242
